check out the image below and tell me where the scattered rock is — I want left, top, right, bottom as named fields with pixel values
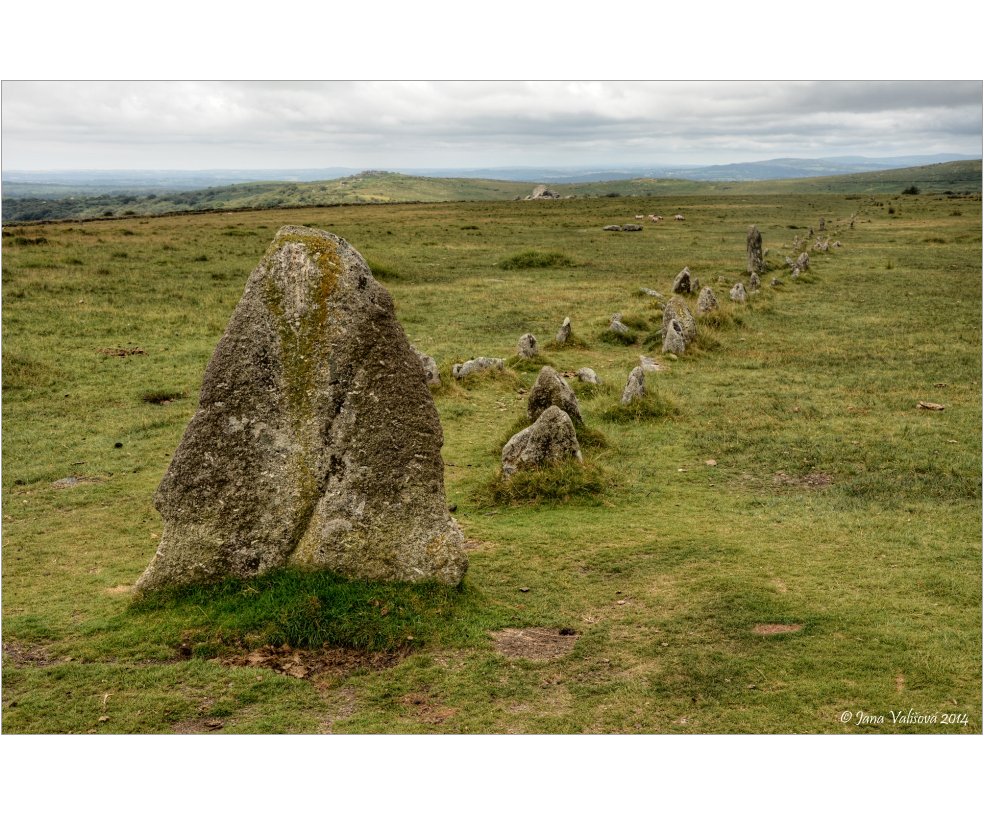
left=771, top=278, right=783, bottom=287
left=137, top=226, right=467, bottom=593
left=608, top=313, right=631, bottom=335
left=621, top=223, right=643, bottom=232
left=639, top=355, right=664, bottom=373
left=526, top=185, right=560, bottom=200
left=576, top=367, right=601, bottom=385
left=603, top=225, right=622, bottom=232
left=917, top=401, right=945, bottom=411
left=729, top=282, right=747, bottom=303
left=696, top=286, right=718, bottom=315
left=527, top=366, right=583, bottom=425
left=555, top=317, right=572, bottom=345
left=620, top=366, right=646, bottom=405
left=410, top=346, right=441, bottom=389
left=748, top=271, right=761, bottom=291
left=501, top=405, right=583, bottom=476
left=795, top=252, right=810, bottom=272
left=517, top=333, right=539, bottom=359
left=818, top=217, right=825, bottom=232
left=640, top=288, right=664, bottom=300
left=671, top=266, right=692, bottom=294
left=747, top=225, right=764, bottom=274
left=453, top=357, right=504, bottom=380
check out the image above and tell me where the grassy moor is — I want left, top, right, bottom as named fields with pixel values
left=1, top=185, right=981, bottom=733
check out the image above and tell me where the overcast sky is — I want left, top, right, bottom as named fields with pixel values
left=1, top=80, right=981, bottom=171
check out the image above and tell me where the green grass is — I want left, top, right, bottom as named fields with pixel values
left=2, top=190, right=980, bottom=734
left=498, top=250, right=576, bottom=270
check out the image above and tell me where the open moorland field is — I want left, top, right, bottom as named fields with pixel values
left=2, top=191, right=981, bottom=733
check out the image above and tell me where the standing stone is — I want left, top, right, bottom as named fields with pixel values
left=576, top=367, right=601, bottom=385
left=620, top=366, right=647, bottom=404
left=137, top=226, right=466, bottom=593
left=696, top=286, right=719, bottom=315
left=730, top=282, right=748, bottom=303
left=517, top=333, right=539, bottom=359
left=621, top=223, right=643, bottom=232
left=410, top=346, right=441, bottom=389
left=452, top=357, right=504, bottom=380
left=818, top=217, right=825, bottom=232
left=796, top=252, right=810, bottom=272
left=527, top=366, right=583, bottom=425
left=555, top=317, right=572, bottom=345
left=771, top=277, right=784, bottom=287
left=501, top=406, right=583, bottom=477
left=661, top=296, right=697, bottom=344
left=672, top=266, right=692, bottom=294
left=747, top=225, right=764, bottom=274
left=748, top=271, right=761, bottom=291
left=662, top=320, right=687, bottom=355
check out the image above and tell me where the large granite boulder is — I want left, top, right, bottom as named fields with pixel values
left=527, top=366, right=583, bottom=425
left=501, top=406, right=583, bottom=476
left=137, top=226, right=467, bottom=593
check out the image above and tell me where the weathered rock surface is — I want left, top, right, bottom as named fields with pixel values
left=640, top=288, right=664, bottom=299
left=517, top=333, right=539, bottom=359
left=527, top=185, right=559, bottom=200
left=501, top=406, right=582, bottom=476
left=730, top=282, right=747, bottom=303
left=748, top=271, right=761, bottom=291
left=747, top=225, right=763, bottom=274
left=603, top=225, right=622, bottom=231
left=137, top=226, right=466, bottom=593
left=672, top=266, right=692, bottom=294
left=662, top=320, right=687, bottom=355
left=452, top=357, right=504, bottom=379
left=661, top=296, right=697, bottom=344
left=410, top=346, right=441, bottom=389
left=795, top=252, right=810, bottom=272
left=696, top=286, right=718, bottom=315
left=527, top=366, right=583, bottom=425
left=620, top=366, right=647, bottom=404
left=621, top=223, right=643, bottom=232
left=771, top=277, right=784, bottom=287
left=639, top=355, right=664, bottom=373
left=576, top=367, right=601, bottom=385
left=609, top=313, right=631, bottom=335
left=555, top=317, right=572, bottom=345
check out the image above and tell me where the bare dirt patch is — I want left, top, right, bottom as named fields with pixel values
left=105, top=584, right=132, bottom=595
left=219, top=643, right=406, bottom=680
left=172, top=717, right=224, bottom=734
left=51, top=475, right=104, bottom=489
left=752, top=624, right=803, bottom=635
left=773, top=471, right=833, bottom=489
left=491, top=627, right=580, bottom=661
left=400, top=692, right=457, bottom=725
left=463, top=538, right=495, bottom=551
left=3, top=640, right=55, bottom=667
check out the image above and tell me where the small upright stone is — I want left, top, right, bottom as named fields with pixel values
left=501, top=406, right=583, bottom=477
left=672, top=266, right=692, bottom=294
left=818, top=217, right=826, bottom=232
left=730, top=282, right=747, bottom=303
left=640, top=288, right=664, bottom=299
left=609, top=313, right=631, bottom=335
left=662, top=320, right=687, bottom=355
left=796, top=252, right=810, bottom=272
left=555, top=317, right=572, bottom=345
left=620, top=366, right=646, bottom=405
left=771, top=277, right=783, bottom=287
left=661, top=296, right=697, bottom=344
left=748, top=271, right=761, bottom=291
left=576, top=367, right=601, bottom=385
left=517, top=333, right=539, bottom=359
left=747, top=225, right=764, bottom=274
left=696, top=286, right=719, bottom=315
left=527, top=366, right=583, bottom=425
left=410, top=345, right=441, bottom=389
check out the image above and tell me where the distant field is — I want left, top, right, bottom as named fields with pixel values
left=2, top=190, right=981, bottom=733
left=2, top=160, right=980, bottom=223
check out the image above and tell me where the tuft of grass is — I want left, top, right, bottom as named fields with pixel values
left=140, top=389, right=187, bottom=405
left=543, top=333, right=590, bottom=351
left=450, top=363, right=519, bottom=390
left=505, top=353, right=555, bottom=372
left=498, top=250, right=575, bottom=270
left=602, top=392, right=680, bottom=423
left=479, top=461, right=610, bottom=506
left=599, top=328, right=638, bottom=346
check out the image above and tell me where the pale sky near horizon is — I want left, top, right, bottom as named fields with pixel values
left=2, top=80, right=981, bottom=172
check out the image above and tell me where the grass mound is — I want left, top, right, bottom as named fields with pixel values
left=498, top=250, right=575, bottom=270
left=129, top=568, right=482, bottom=655
left=506, top=353, right=555, bottom=372
left=600, top=328, right=638, bottom=345
left=450, top=363, right=520, bottom=390
left=602, top=392, right=680, bottom=423
left=496, top=415, right=609, bottom=451
left=543, top=333, right=590, bottom=351
left=480, top=461, right=610, bottom=506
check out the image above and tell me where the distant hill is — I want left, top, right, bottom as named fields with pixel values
left=2, top=161, right=979, bottom=224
